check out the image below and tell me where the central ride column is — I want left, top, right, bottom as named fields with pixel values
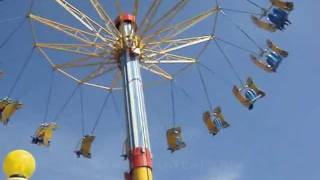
left=115, top=14, right=153, bottom=180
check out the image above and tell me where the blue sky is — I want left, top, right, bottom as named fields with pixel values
left=0, top=0, right=319, bottom=180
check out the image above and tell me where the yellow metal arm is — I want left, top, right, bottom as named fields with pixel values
left=89, top=0, right=120, bottom=37
left=145, top=6, right=219, bottom=42
left=80, top=65, right=117, bottom=83
left=29, top=14, right=100, bottom=44
left=143, top=49, right=196, bottom=64
left=140, top=63, right=173, bottom=80
left=35, top=43, right=104, bottom=57
left=55, top=0, right=116, bottom=40
left=143, top=0, right=190, bottom=35
left=146, top=35, right=215, bottom=55
left=37, top=47, right=116, bottom=91
left=138, top=0, right=161, bottom=35
left=56, top=58, right=116, bottom=69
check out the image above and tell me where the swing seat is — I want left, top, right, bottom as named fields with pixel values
left=31, top=122, right=57, bottom=147
left=267, top=39, right=289, bottom=57
left=251, top=16, right=277, bottom=32
left=203, top=111, right=219, bottom=135
left=268, top=14, right=288, bottom=31
left=246, top=77, right=266, bottom=98
left=213, top=107, right=230, bottom=129
left=0, top=98, right=10, bottom=110
left=250, top=55, right=274, bottom=73
left=75, top=135, right=95, bottom=159
left=0, top=101, right=22, bottom=125
left=270, top=0, right=294, bottom=11
left=233, top=85, right=253, bottom=109
left=166, top=127, right=186, bottom=153
left=233, top=78, right=266, bottom=110
left=266, top=52, right=283, bottom=70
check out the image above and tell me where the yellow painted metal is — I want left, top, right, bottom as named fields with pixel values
left=166, top=127, right=186, bottom=152
left=77, top=135, right=95, bottom=158
left=132, top=167, right=153, bottom=180
left=250, top=55, right=274, bottom=73
left=1, top=101, right=22, bottom=125
left=203, top=111, right=219, bottom=135
left=271, top=0, right=294, bottom=11
left=251, top=16, right=277, bottom=32
left=3, top=150, right=36, bottom=178
left=33, top=123, right=57, bottom=147
left=266, top=39, right=289, bottom=57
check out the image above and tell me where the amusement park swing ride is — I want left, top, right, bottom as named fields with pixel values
left=0, top=0, right=294, bottom=179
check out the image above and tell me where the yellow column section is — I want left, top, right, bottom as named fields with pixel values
left=132, top=167, right=153, bottom=180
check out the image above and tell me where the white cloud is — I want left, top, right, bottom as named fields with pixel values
left=200, top=162, right=243, bottom=180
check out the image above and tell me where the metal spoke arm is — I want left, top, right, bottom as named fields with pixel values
left=29, top=14, right=105, bottom=44
left=142, top=0, right=190, bottom=35
left=35, top=43, right=108, bottom=57
left=140, top=63, right=173, bottom=80
left=142, top=49, right=196, bottom=64
left=89, top=0, right=120, bottom=37
left=138, top=0, right=161, bottom=34
left=37, top=47, right=116, bottom=90
left=55, top=0, right=116, bottom=41
left=133, top=0, right=139, bottom=16
left=144, top=6, right=220, bottom=42
left=56, top=59, right=116, bottom=69
left=147, top=35, right=216, bottom=54
left=80, top=65, right=117, bottom=83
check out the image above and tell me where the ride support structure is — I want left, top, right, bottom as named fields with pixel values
left=116, top=14, right=153, bottom=180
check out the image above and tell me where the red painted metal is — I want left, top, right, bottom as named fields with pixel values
left=115, top=13, right=137, bottom=28
left=129, top=147, right=153, bottom=170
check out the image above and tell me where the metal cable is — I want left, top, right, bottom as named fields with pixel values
left=217, top=38, right=258, bottom=55
left=79, top=86, right=85, bottom=136
left=196, top=64, right=213, bottom=110
left=221, top=8, right=262, bottom=16
left=0, top=0, right=34, bottom=49
left=214, top=40, right=245, bottom=86
left=44, top=70, right=55, bottom=122
left=7, top=47, right=35, bottom=97
left=0, top=19, right=26, bottom=49
left=53, top=85, right=79, bottom=122
left=174, top=83, right=194, bottom=104
left=90, top=92, right=112, bottom=134
left=175, top=81, right=207, bottom=111
left=198, top=62, right=234, bottom=86
left=111, top=93, right=121, bottom=119
left=173, top=9, right=220, bottom=78
left=221, top=11, right=264, bottom=51
left=170, top=80, right=176, bottom=127
left=215, top=0, right=219, bottom=6
left=0, top=16, right=24, bottom=24
left=245, top=0, right=265, bottom=10
left=28, top=0, right=35, bottom=13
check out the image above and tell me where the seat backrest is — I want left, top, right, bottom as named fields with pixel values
left=167, top=127, right=182, bottom=149
left=81, top=135, right=96, bottom=153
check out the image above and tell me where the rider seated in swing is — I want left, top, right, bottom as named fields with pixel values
left=0, top=97, right=23, bottom=125
left=251, top=39, right=288, bottom=73
left=267, top=8, right=291, bottom=30
left=203, top=107, right=230, bottom=136
left=31, top=122, right=57, bottom=147
left=233, top=77, right=266, bottom=110
left=251, top=0, right=294, bottom=32
left=166, top=127, right=186, bottom=153
left=74, top=135, right=96, bottom=159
